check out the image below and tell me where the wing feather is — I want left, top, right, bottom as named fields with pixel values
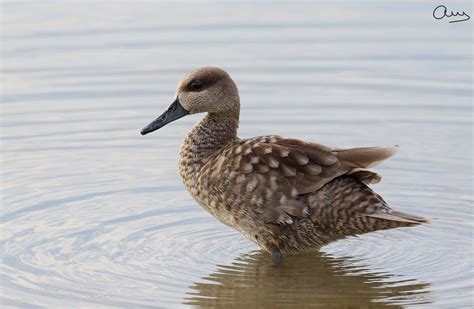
left=207, top=136, right=397, bottom=224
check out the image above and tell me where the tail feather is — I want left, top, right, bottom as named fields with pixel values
left=366, top=210, right=429, bottom=225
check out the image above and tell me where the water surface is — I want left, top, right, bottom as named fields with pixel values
left=1, top=1, right=473, bottom=308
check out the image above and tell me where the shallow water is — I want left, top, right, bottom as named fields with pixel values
left=1, top=1, right=473, bottom=308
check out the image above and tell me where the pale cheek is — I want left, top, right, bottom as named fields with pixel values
left=179, top=92, right=222, bottom=114
left=194, top=94, right=217, bottom=113
left=193, top=96, right=209, bottom=113
left=178, top=93, right=196, bottom=112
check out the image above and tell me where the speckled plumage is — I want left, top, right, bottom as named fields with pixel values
left=142, top=66, right=428, bottom=256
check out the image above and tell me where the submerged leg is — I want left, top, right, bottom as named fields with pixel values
left=271, top=249, right=283, bottom=265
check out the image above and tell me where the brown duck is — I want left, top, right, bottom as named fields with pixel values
left=141, top=66, right=428, bottom=261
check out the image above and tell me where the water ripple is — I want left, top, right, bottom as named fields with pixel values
left=2, top=1, right=472, bottom=307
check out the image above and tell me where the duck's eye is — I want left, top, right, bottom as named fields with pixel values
left=190, top=81, right=204, bottom=91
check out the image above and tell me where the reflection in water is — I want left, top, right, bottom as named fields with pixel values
left=185, top=251, right=431, bottom=308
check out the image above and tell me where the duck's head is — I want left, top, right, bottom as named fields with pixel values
left=141, top=66, right=239, bottom=135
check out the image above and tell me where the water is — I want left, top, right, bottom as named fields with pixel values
left=1, top=1, right=472, bottom=308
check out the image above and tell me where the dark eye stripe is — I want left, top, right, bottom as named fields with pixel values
left=190, top=81, right=204, bottom=90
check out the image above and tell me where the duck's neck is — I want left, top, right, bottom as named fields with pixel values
left=180, top=111, right=239, bottom=173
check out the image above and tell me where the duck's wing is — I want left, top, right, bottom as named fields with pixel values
left=205, top=135, right=398, bottom=224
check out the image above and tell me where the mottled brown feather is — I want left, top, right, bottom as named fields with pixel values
left=196, top=136, right=400, bottom=225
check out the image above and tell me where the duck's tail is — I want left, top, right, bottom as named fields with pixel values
left=336, top=209, right=429, bottom=239
left=308, top=176, right=429, bottom=243
left=337, top=209, right=428, bottom=238
left=366, top=210, right=429, bottom=225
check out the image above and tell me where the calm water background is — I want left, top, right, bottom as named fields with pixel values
left=1, top=1, right=473, bottom=308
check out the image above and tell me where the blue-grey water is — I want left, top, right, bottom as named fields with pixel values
left=1, top=1, right=473, bottom=308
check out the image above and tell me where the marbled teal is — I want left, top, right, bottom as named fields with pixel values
left=141, top=67, right=428, bottom=261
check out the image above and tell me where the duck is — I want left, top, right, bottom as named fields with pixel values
left=141, top=66, right=428, bottom=262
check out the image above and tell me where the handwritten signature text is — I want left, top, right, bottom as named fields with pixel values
left=433, top=5, right=470, bottom=23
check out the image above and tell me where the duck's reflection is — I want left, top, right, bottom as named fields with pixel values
left=184, top=251, right=430, bottom=308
